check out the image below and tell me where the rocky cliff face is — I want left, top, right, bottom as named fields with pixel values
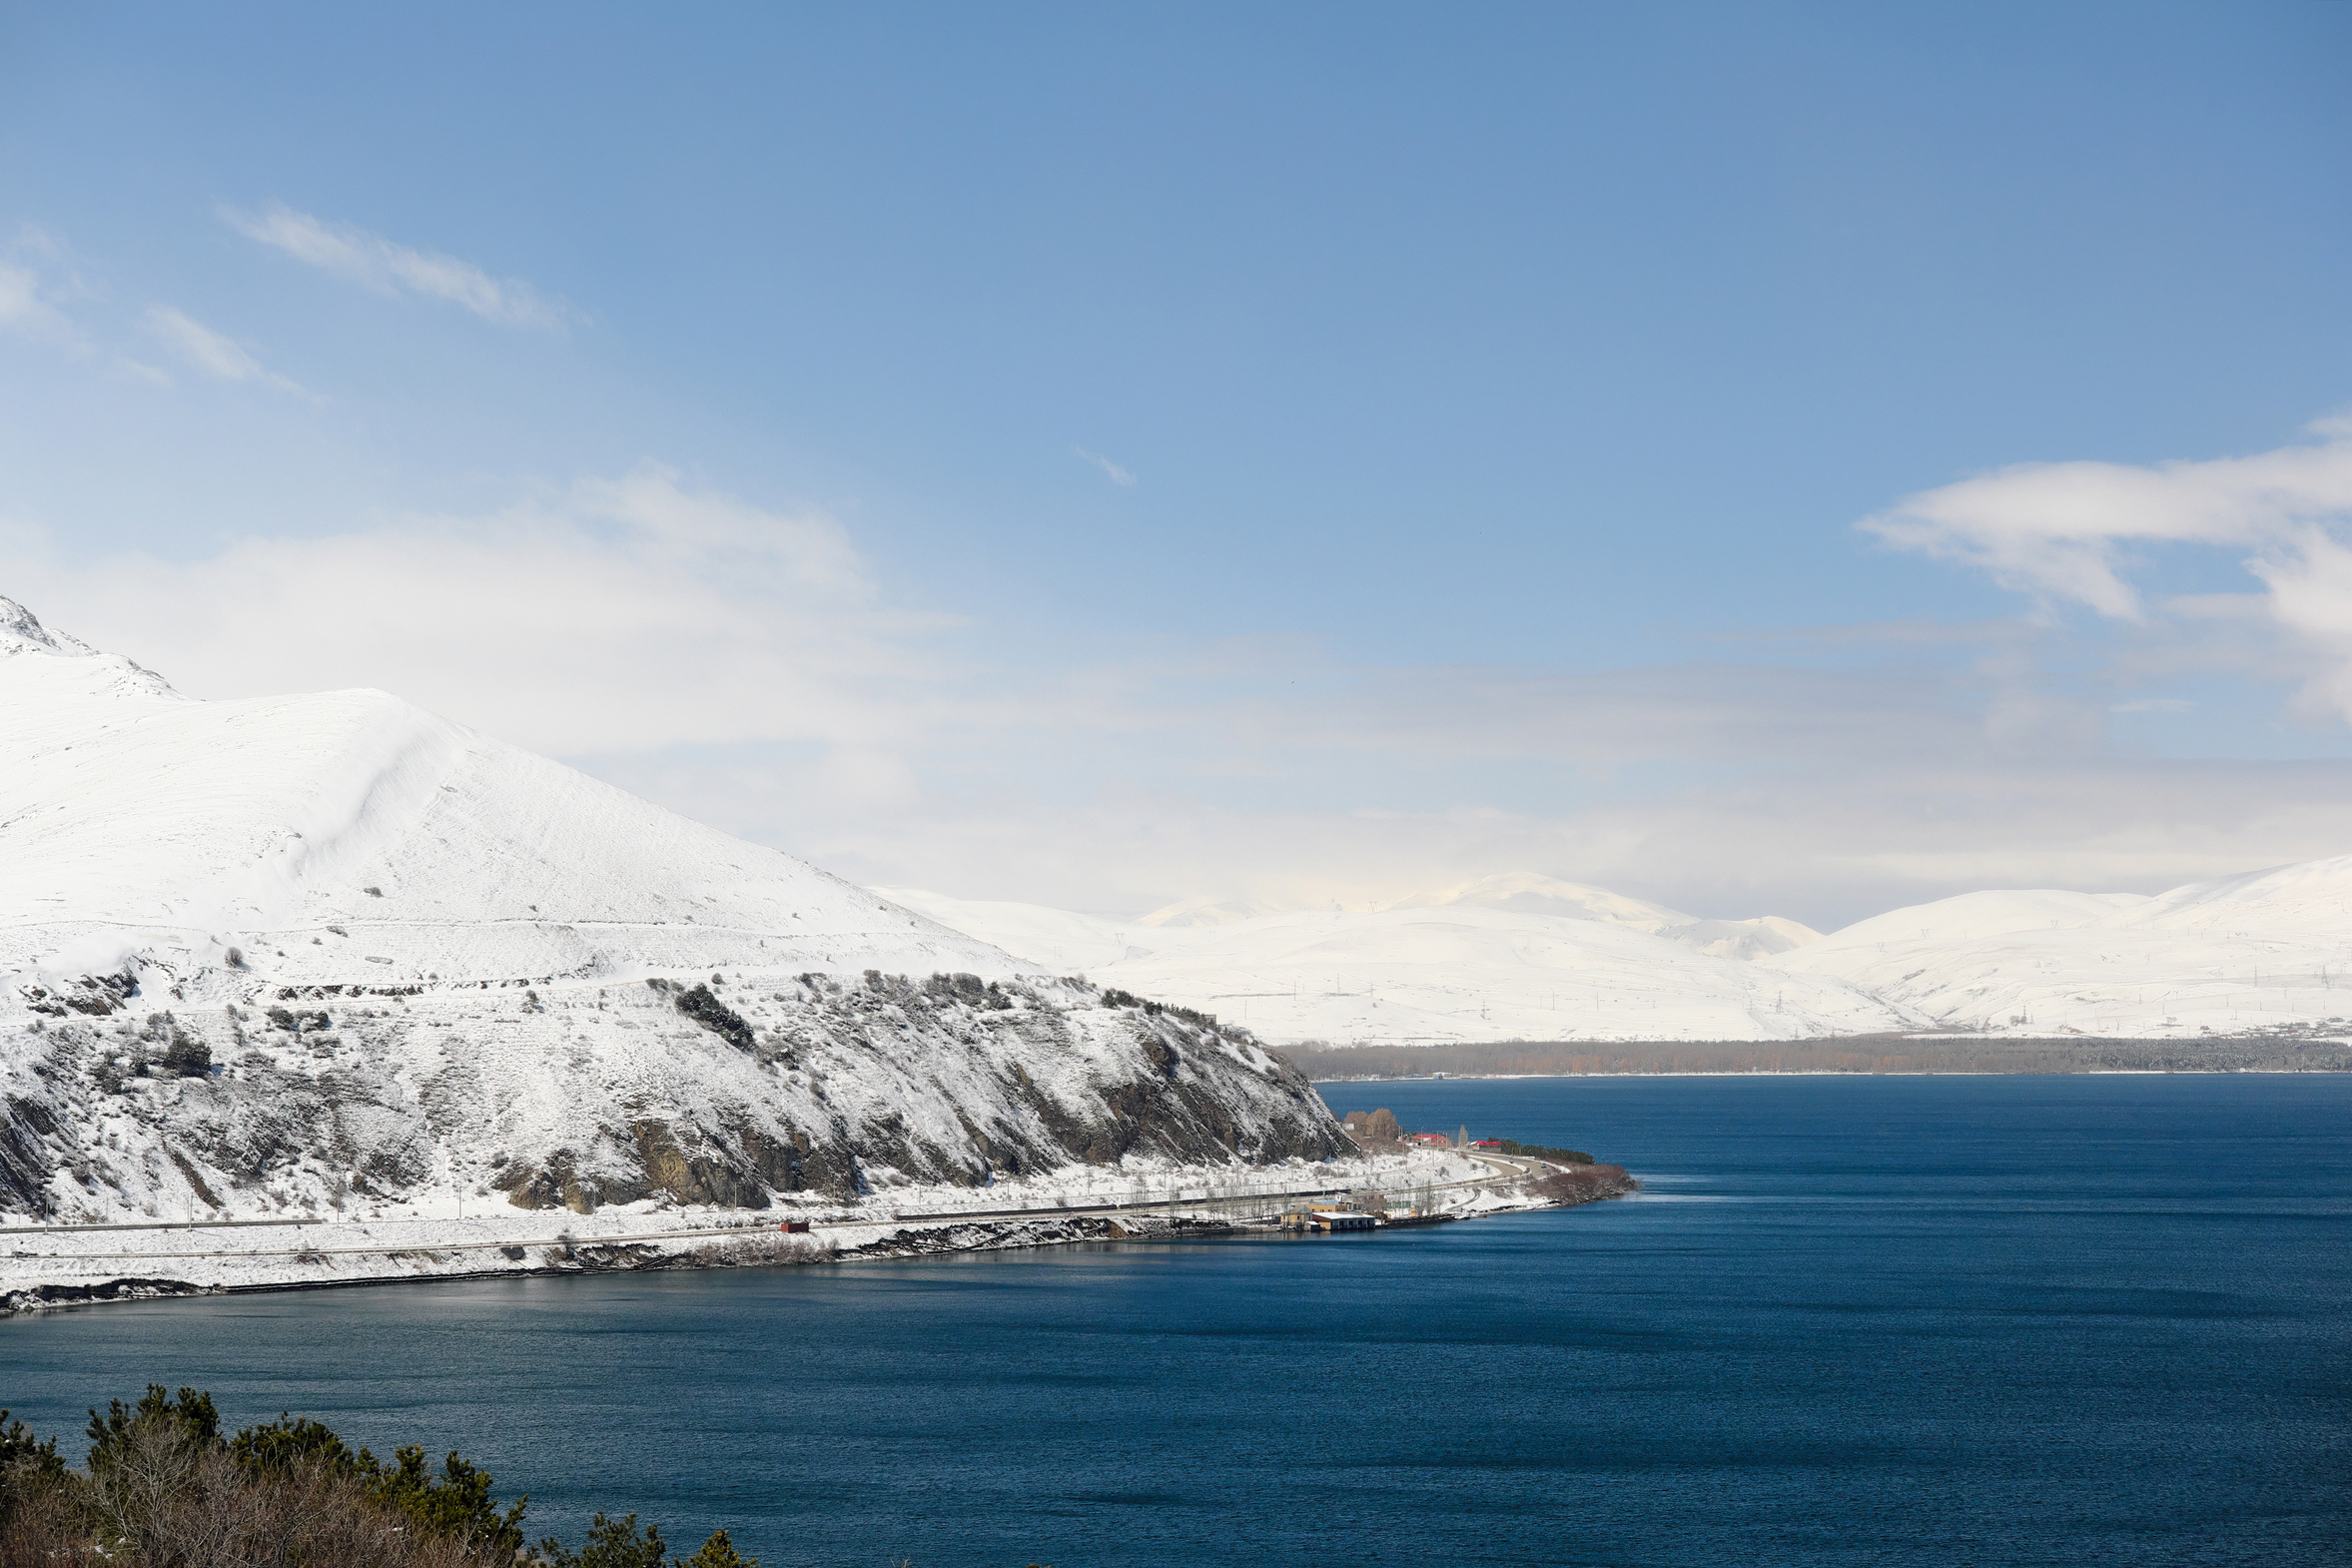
left=0, top=965, right=1348, bottom=1223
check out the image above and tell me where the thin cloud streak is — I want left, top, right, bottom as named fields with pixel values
left=1074, top=445, right=1138, bottom=486
left=140, top=305, right=306, bottom=394
left=223, top=204, right=578, bottom=332
left=0, top=228, right=91, bottom=348
left=0, top=264, right=67, bottom=341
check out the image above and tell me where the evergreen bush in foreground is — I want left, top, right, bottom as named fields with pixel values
left=0, top=1386, right=768, bottom=1568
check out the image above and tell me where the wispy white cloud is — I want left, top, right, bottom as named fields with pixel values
left=223, top=204, right=576, bottom=332
left=0, top=264, right=67, bottom=341
left=1865, top=414, right=2352, bottom=724
left=11, top=453, right=2352, bottom=933
left=1074, top=445, right=1138, bottom=486
left=0, top=228, right=89, bottom=348
left=141, top=305, right=306, bottom=394
left=7, top=464, right=925, bottom=758
left=0, top=229, right=180, bottom=386
left=601, top=711, right=2352, bottom=935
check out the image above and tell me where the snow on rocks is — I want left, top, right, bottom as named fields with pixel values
left=0, top=1145, right=1503, bottom=1307
left=0, top=597, right=1354, bottom=1263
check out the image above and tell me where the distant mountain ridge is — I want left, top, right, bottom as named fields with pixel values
left=1769, top=857, right=2352, bottom=1038
left=884, top=854, right=2352, bottom=1048
left=876, top=885, right=1898, bottom=1047
left=1128, top=872, right=1820, bottom=961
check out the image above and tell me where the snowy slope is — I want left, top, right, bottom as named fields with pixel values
left=1793, top=889, right=2150, bottom=955
left=1383, top=872, right=1822, bottom=960
left=879, top=889, right=1908, bottom=1045
left=1770, top=865, right=2352, bottom=1037
left=0, top=597, right=1352, bottom=1224
left=1127, top=872, right=1823, bottom=961
left=1088, top=907, right=1902, bottom=1046
left=891, top=858, right=2352, bottom=1049
left=870, top=889, right=1144, bottom=974
left=2, top=604, right=1008, bottom=989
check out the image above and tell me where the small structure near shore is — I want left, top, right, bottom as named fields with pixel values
left=1279, top=1201, right=1382, bottom=1232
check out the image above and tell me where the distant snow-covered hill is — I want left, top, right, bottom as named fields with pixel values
left=888, top=857, right=2352, bottom=1048
left=1376, top=872, right=1822, bottom=961
left=0, top=597, right=1349, bottom=1224
left=879, top=887, right=1903, bottom=1046
left=1768, top=862, right=2352, bottom=1038
left=1119, top=872, right=1822, bottom=961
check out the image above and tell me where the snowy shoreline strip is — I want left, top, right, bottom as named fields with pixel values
left=1, top=1154, right=1618, bottom=1313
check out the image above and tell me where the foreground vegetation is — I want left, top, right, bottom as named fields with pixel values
left=0, top=1388, right=752, bottom=1567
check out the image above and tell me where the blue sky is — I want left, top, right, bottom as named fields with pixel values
left=7, top=3, right=2352, bottom=925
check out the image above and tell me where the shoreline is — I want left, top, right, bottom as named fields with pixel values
left=1287, top=1035, right=2352, bottom=1081
left=1311, top=1067, right=2352, bottom=1081
left=2, top=1149, right=1626, bottom=1315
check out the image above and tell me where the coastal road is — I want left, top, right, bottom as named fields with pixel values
left=2, top=1154, right=1534, bottom=1270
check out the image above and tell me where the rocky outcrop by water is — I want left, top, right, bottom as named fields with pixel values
left=1531, top=1163, right=1638, bottom=1206
left=0, top=969, right=1351, bottom=1225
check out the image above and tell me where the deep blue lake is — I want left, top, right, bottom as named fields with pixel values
left=3, top=1075, right=2346, bottom=1566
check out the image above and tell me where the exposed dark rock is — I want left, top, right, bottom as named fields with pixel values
left=164, top=1146, right=222, bottom=1209
left=0, top=1097, right=58, bottom=1215
left=2, top=1277, right=207, bottom=1315
left=628, top=1119, right=770, bottom=1208
left=1, top=974, right=1353, bottom=1224
left=674, top=985, right=755, bottom=1052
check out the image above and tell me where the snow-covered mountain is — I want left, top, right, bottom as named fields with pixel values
left=0, top=598, right=1349, bottom=1223
left=1376, top=873, right=1822, bottom=961
left=1768, top=861, right=2352, bottom=1038
left=1120, top=873, right=1822, bottom=961
left=878, top=887, right=1904, bottom=1046
left=887, top=856, right=2352, bottom=1048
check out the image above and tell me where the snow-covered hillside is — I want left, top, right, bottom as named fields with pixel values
left=1769, top=862, right=2352, bottom=1038
left=869, top=890, right=1149, bottom=974
left=1114, top=872, right=1822, bottom=961
left=2, top=601, right=1002, bottom=989
left=0, top=597, right=1350, bottom=1224
left=1377, top=872, right=1822, bottom=960
left=879, top=888, right=1908, bottom=1046
left=888, top=856, right=2352, bottom=1048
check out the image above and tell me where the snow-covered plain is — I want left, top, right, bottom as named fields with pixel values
left=0, top=598, right=1364, bottom=1287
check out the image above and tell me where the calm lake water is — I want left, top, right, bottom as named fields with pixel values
left=3, top=1075, right=2346, bottom=1567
